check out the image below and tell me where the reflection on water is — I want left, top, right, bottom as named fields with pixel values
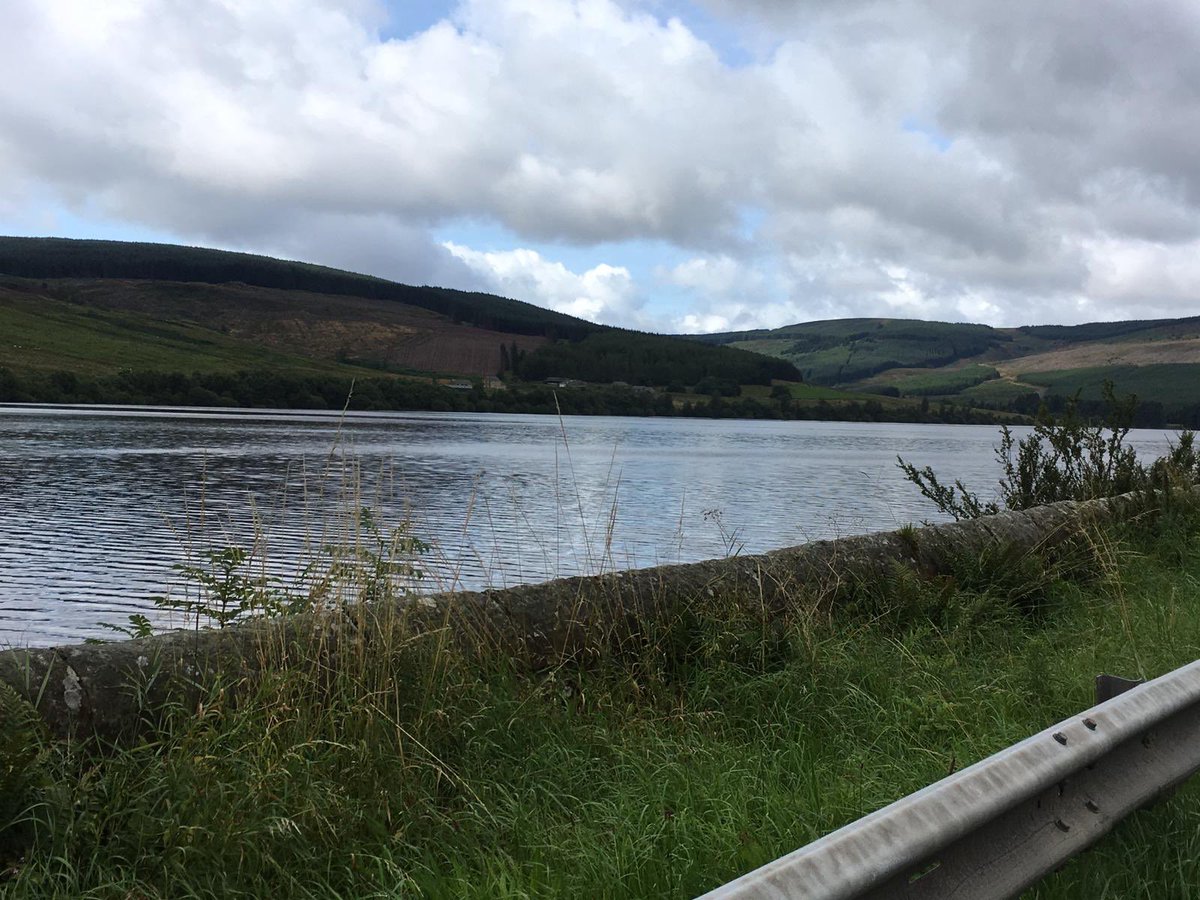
left=0, top=406, right=1177, bottom=647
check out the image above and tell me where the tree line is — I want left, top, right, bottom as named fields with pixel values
left=0, top=368, right=1005, bottom=424
left=514, top=331, right=800, bottom=385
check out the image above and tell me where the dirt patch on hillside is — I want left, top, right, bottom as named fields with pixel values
left=35, top=278, right=548, bottom=376
left=995, top=338, right=1200, bottom=376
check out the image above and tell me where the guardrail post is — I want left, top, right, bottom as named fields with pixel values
left=1095, top=673, right=1143, bottom=703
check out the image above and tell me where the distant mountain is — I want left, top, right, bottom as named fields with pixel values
left=691, top=315, right=1200, bottom=426
left=0, top=237, right=799, bottom=390
left=0, top=236, right=594, bottom=339
left=22, top=236, right=1194, bottom=425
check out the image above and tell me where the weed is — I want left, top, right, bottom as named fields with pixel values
left=703, top=507, right=746, bottom=557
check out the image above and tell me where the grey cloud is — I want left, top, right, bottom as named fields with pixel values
left=937, top=1, right=1200, bottom=204
left=2, top=0, right=1200, bottom=330
left=254, top=214, right=490, bottom=290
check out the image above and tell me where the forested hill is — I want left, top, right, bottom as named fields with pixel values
left=0, top=236, right=595, bottom=340
left=690, top=314, right=1200, bottom=426
left=0, top=236, right=801, bottom=394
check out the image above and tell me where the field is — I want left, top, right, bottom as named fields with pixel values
left=15, top=237, right=1200, bottom=424
left=995, top=337, right=1200, bottom=376
left=860, top=363, right=999, bottom=396
left=957, top=377, right=1043, bottom=406
left=0, top=288, right=364, bottom=377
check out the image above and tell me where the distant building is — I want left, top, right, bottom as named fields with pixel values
left=444, top=379, right=473, bottom=391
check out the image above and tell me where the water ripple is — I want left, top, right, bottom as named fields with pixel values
left=0, top=406, right=1176, bottom=647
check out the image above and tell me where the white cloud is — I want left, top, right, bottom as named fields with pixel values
left=662, top=255, right=750, bottom=296
left=1, top=0, right=1199, bottom=329
left=1084, top=237, right=1200, bottom=313
left=443, top=241, right=642, bottom=325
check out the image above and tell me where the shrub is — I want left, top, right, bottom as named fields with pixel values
left=899, top=383, right=1197, bottom=520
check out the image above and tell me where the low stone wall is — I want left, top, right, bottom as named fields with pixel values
left=0, top=490, right=1152, bottom=743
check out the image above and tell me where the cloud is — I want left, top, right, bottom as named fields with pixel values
left=658, top=254, right=793, bottom=332
left=443, top=241, right=642, bottom=325
left=662, top=255, right=751, bottom=296
left=1, top=0, right=1198, bottom=329
left=1084, top=237, right=1200, bottom=314
left=260, top=214, right=490, bottom=290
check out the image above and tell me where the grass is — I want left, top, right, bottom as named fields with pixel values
left=862, top=363, right=999, bottom=396
left=958, top=377, right=1042, bottom=405
left=0, top=291, right=368, bottom=378
left=4, top=494, right=1200, bottom=896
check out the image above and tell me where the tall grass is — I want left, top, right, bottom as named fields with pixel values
left=5, top=433, right=1200, bottom=896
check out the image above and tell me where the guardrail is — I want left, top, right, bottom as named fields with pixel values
left=699, top=660, right=1200, bottom=899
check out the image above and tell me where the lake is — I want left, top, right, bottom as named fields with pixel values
left=0, top=406, right=1178, bottom=647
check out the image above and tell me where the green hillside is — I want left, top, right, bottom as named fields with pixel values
left=0, top=289, right=359, bottom=377
left=0, top=238, right=800, bottom=399
left=696, top=318, right=1033, bottom=384
left=17, top=237, right=1196, bottom=424
left=0, top=236, right=593, bottom=339
left=1017, top=317, right=1200, bottom=343
left=693, top=314, right=1200, bottom=425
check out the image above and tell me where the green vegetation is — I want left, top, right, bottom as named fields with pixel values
left=0, top=366, right=1019, bottom=424
left=14, top=236, right=1199, bottom=425
left=515, top=330, right=799, bottom=388
left=899, top=385, right=1198, bottom=520
left=0, top=367, right=687, bottom=416
left=1018, top=317, right=1200, bottom=343
left=1022, top=364, right=1200, bottom=426
left=869, top=363, right=999, bottom=397
left=0, top=292, right=359, bottom=377
left=0, top=237, right=594, bottom=340
left=696, top=318, right=1015, bottom=385
left=691, top=314, right=1200, bottom=422
left=5, top=433, right=1200, bottom=896
left=956, top=378, right=1041, bottom=408
left=0, top=238, right=805, bottom=400
left=739, top=382, right=876, bottom=402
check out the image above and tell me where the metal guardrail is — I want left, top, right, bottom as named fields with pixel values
left=699, top=660, right=1200, bottom=900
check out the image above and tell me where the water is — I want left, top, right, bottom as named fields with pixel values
left=0, top=406, right=1178, bottom=647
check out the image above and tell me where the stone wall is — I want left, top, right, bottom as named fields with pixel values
left=0, top=490, right=1150, bottom=743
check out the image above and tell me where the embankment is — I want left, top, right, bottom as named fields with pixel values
left=0, top=490, right=1151, bottom=743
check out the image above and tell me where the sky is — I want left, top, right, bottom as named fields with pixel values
left=2, top=0, right=1199, bottom=333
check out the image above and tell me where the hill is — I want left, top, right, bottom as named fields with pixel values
left=692, top=315, right=1200, bottom=426
left=0, top=236, right=594, bottom=340
left=0, top=237, right=799, bottom=411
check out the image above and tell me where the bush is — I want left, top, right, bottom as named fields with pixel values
left=899, top=383, right=1198, bottom=520
left=695, top=376, right=741, bottom=397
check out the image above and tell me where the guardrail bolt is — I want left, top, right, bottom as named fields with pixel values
left=1053, top=732, right=1068, bottom=745
left=1085, top=800, right=1100, bottom=813
left=1083, top=718, right=1097, bottom=730
left=1054, top=819, right=1071, bottom=832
